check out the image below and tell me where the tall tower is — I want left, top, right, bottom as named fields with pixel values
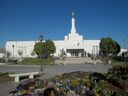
left=64, top=12, right=83, bottom=41
left=71, top=12, right=76, bottom=34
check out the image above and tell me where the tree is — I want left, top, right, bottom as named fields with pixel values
left=34, top=42, right=46, bottom=58
left=31, top=50, right=36, bottom=56
left=100, top=37, right=120, bottom=56
left=34, top=40, right=56, bottom=58
left=60, top=49, right=66, bottom=60
left=114, top=42, right=121, bottom=54
left=45, top=40, right=56, bottom=57
left=6, top=51, right=11, bottom=58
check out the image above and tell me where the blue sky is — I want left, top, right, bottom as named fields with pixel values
left=0, top=0, right=128, bottom=48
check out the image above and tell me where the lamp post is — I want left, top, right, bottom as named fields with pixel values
left=39, top=35, right=43, bottom=72
left=12, top=45, right=15, bottom=59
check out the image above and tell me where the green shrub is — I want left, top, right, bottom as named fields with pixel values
left=0, top=57, right=5, bottom=63
left=112, top=56, right=128, bottom=62
left=22, top=58, right=54, bottom=65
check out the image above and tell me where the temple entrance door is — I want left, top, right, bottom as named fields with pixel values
left=66, top=49, right=84, bottom=57
left=71, top=52, right=79, bottom=57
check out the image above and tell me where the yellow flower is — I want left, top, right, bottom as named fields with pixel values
left=70, top=80, right=79, bottom=86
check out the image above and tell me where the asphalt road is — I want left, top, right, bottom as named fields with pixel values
left=0, top=63, right=111, bottom=96
left=0, top=63, right=111, bottom=73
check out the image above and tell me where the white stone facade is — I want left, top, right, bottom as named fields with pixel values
left=0, top=53, right=4, bottom=58
left=6, top=13, right=100, bottom=58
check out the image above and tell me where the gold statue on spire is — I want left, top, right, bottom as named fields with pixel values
left=72, top=12, right=74, bottom=18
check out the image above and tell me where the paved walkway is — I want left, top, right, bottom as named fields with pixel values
left=39, top=63, right=111, bottom=80
left=0, top=63, right=111, bottom=95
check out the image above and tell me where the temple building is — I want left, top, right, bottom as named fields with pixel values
left=6, top=12, right=100, bottom=58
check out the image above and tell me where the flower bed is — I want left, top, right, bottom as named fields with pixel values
left=9, top=71, right=127, bottom=96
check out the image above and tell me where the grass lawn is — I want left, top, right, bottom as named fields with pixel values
left=101, top=56, right=126, bottom=67
left=110, top=58, right=126, bottom=66
left=22, top=58, right=54, bottom=65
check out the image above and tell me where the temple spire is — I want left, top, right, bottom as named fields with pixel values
left=71, top=12, right=76, bottom=34
left=72, top=12, right=74, bottom=18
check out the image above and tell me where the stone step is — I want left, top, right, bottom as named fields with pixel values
left=55, top=57, right=102, bottom=64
